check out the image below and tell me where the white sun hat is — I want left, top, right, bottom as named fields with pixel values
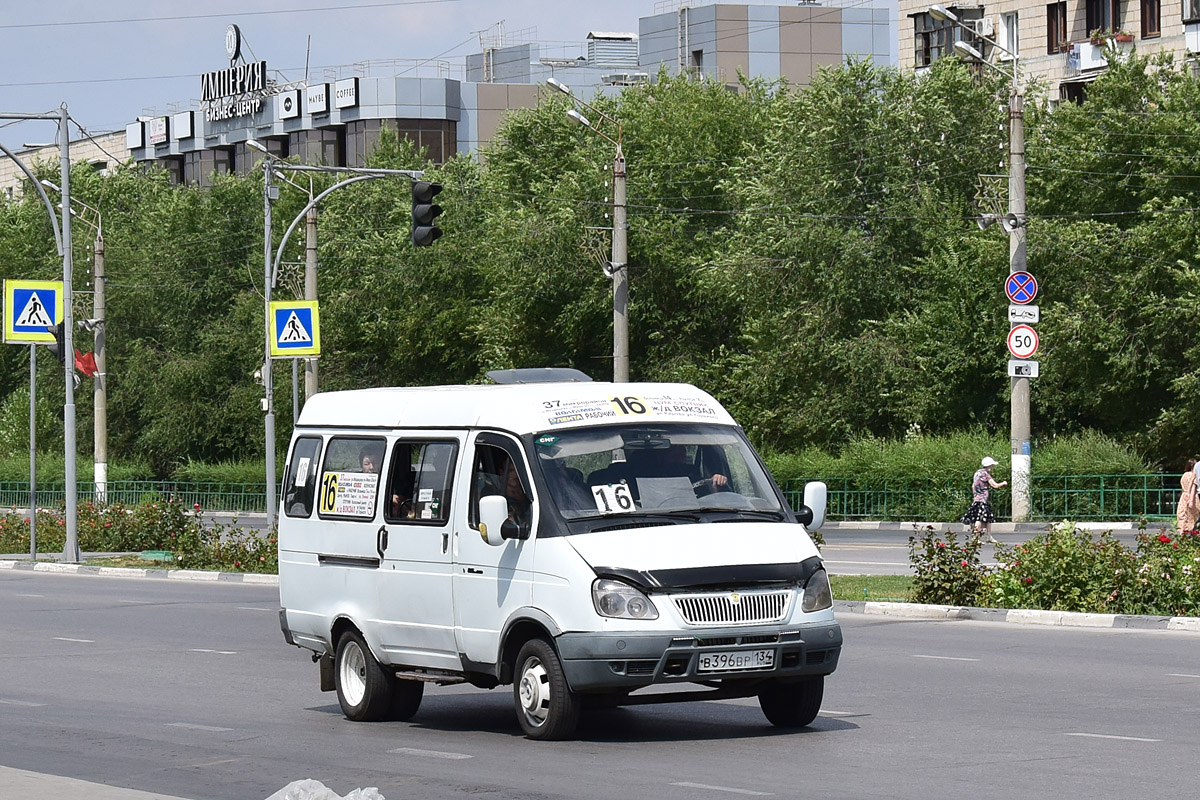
left=981, top=456, right=998, bottom=467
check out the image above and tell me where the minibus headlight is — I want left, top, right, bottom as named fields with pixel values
left=592, top=579, right=659, bottom=620
left=801, top=568, right=833, bottom=612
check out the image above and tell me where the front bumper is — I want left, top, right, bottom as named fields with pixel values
left=555, top=620, right=842, bottom=692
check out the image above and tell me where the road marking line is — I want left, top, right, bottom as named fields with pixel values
left=237, top=606, right=275, bottom=612
left=15, top=593, right=43, bottom=597
left=1168, top=673, right=1200, bottom=678
left=670, top=782, right=772, bottom=796
left=190, top=648, right=237, bottom=655
left=52, top=637, right=94, bottom=643
left=166, top=722, right=233, bottom=732
left=1065, top=732, right=1161, bottom=742
left=913, top=654, right=979, bottom=662
left=388, top=747, right=472, bottom=760
left=187, top=758, right=244, bottom=768
left=822, top=560, right=908, bottom=567
left=0, top=698, right=46, bottom=707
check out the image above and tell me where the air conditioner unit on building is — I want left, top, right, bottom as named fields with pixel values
left=971, top=16, right=995, bottom=37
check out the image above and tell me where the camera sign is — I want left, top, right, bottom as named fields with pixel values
left=1007, top=324, right=1039, bottom=359
left=1008, top=359, right=1039, bottom=378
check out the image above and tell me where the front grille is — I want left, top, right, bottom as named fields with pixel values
left=671, top=590, right=792, bottom=626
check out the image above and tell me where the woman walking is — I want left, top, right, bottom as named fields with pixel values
left=1175, top=458, right=1198, bottom=533
left=960, top=456, right=1008, bottom=543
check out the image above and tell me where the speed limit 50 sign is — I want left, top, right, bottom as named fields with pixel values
left=1007, top=325, right=1039, bottom=359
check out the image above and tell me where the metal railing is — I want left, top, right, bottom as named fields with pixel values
left=782, top=474, right=1184, bottom=521
left=0, top=481, right=268, bottom=513
left=0, top=474, right=1186, bottom=521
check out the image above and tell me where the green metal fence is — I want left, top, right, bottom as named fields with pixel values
left=0, top=481, right=268, bottom=513
left=0, top=474, right=1187, bottom=521
left=782, top=474, right=1185, bottom=521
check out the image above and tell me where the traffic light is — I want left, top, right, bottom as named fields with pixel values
left=411, top=181, right=443, bottom=247
left=46, top=322, right=66, bottom=365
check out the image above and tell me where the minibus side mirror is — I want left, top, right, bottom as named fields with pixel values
left=801, top=481, right=827, bottom=532
left=479, top=495, right=511, bottom=546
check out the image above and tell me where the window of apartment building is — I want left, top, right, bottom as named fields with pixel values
left=1000, top=12, right=1020, bottom=59
left=1047, top=2, right=1069, bottom=52
left=1185, top=0, right=1200, bottom=23
left=913, top=12, right=953, bottom=66
left=1141, top=0, right=1160, bottom=36
left=1086, top=0, right=1120, bottom=34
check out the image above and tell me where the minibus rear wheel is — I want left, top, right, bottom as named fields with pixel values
left=513, top=638, right=580, bottom=740
left=758, top=676, right=824, bottom=727
left=335, top=630, right=394, bottom=722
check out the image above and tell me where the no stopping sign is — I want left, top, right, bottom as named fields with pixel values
left=1007, top=325, right=1039, bottom=359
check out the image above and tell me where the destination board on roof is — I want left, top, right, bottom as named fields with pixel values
left=538, top=392, right=727, bottom=429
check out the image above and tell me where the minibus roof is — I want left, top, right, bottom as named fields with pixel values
left=296, top=381, right=737, bottom=434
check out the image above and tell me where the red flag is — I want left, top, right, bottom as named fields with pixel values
left=74, top=350, right=98, bottom=378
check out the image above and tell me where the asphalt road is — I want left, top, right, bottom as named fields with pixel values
left=2, top=570, right=1197, bottom=800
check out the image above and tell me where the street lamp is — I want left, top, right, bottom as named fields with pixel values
left=42, top=179, right=107, bottom=503
left=546, top=78, right=629, bottom=383
left=928, top=4, right=1031, bottom=521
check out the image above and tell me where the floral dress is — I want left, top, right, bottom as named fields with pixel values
left=959, top=467, right=996, bottom=526
left=1176, top=470, right=1198, bottom=533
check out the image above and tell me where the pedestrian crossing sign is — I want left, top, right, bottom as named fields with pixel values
left=4, top=279, right=64, bottom=344
left=269, top=300, right=321, bottom=358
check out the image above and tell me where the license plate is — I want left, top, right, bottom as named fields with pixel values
left=697, top=648, right=774, bottom=673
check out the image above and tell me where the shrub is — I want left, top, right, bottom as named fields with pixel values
left=1118, top=527, right=1200, bottom=616
left=907, top=524, right=986, bottom=606
left=984, top=521, right=1133, bottom=612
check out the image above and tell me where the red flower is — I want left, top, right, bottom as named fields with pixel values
left=193, top=503, right=201, bottom=511
left=937, top=542, right=947, bottom=548
left=234, top=561, right=240, bottom=568
left=1158, top=534, right=1172, bottom=544
left=960, top=560, right=969, bottom=567
left=1023, top=577, right=1033, bottom=585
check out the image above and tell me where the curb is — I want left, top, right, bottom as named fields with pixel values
left=822, top=520, right=1139, bottom=533
left=0, top=559, right=279, bottom=585
left=834, top=600, right=1200, bottom=632
left=5, top=559, right=1194, bottom=634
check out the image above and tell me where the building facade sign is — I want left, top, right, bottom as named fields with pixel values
left=200, top=27, right=271, bottom=123
left=278, top=90, right=301, bottom=119
left=148, top=117, right=169, bottom=145
left=334, top=77, right=358, bottom=109
left=306, top=83, right=329, bottom=115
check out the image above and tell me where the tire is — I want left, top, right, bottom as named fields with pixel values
left=513, top=638, right=581, bottom=740
left=388, top=678, right=424, bottom=721
left=758, top=676, right=824, bottom=728
left=334, top=630, right=394, bottom=722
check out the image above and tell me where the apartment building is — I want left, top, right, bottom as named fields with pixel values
left=897, top=0, right=1199, bottom=100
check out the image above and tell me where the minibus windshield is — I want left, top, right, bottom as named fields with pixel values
left=532, top=423, right=784, bottom=519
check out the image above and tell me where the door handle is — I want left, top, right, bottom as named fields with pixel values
left=442, top=532, right=449, bottom=554
left=376, top=525, right=388, bottom=560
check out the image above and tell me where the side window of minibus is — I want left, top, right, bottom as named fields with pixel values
left=384, top=440, right=457, bottom=524
left=315, top=437, right=386, bottom=520
left=468, top=437, right=532, bottom=533
left=283, top=436, right=323, bottom=518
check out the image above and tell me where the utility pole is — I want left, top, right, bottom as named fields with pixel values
left=1008, top=91, right=1031, bottom=521
left=59, top=104, right=80, bottom=563
left=93, top=228, right=107, bottom=502
left=612, top=144, right=628, bottom=383
left=305, top=206, right=318, bottom=398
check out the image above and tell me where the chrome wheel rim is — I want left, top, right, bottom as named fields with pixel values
left=339, top=641, right=367, bottom=707
left=518, top=656, right=550, bottom=727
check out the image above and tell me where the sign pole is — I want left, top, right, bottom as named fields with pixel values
left=29, top=345, right=36, bottom=562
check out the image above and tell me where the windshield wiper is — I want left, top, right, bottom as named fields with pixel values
left=702, top=508, right=785, bottom=520
left=568, top=510, right=701, bottom=523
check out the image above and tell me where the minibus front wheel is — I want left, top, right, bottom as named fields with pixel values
left=513, top=638, right=581, bottom=740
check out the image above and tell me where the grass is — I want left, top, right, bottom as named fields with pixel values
left=831, top=574, right=913, bottom=603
